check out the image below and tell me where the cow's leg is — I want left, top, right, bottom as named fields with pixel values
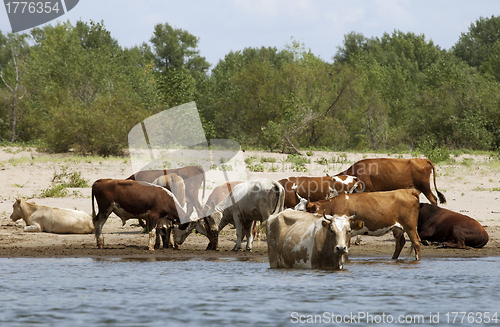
left=440, top=228, right=466, bottom=249
left=93, top=208, right=112, bottom=249
left=147, top=213, right=161, bottom=251
left=417, top=182, right=438, bottom=206
left=24, top=223, right=42, bottom=232
left=244, top=221, right=255, bottom=251
left=405, top=228, right=421, bottom=260
left=392, top=227, right=406, bottom=259
left=232, top=212, right=243, bottom=251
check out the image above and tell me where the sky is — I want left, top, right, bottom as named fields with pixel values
left=1, top=0, right=500, bottom=68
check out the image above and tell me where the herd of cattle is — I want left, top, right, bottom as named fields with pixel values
left=10, top=158, right=489, bottom=269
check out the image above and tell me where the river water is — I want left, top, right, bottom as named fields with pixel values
left=0, top=256, right=499, bottom=326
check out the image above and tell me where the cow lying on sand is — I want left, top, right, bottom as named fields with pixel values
left=336, top=158, right=446, bottom=206
left=303, top=189, right=422, bottom=260
left=204, top=178, right=285, bottom=251
left=418, top=203, right=489, bottom=249
left=92, top=179, right=188, bottom=251
left=10, top=199, right=94, bottom=234
left=267, top=209, right=363, bottom=269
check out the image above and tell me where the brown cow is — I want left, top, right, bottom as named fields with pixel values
left=336, top=158, right=446, bottom=206
left=127, top=166, right=206, bottom=218
left=92, top=179, right=188, bottom=250
left=418, top=203, right=489, bottom=248
left=305, top=189, right=422, bottom=260
left=278, top=175, right=360, bottom=209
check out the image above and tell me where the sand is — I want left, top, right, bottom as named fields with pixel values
left=0, top=146, right=499, bottom=260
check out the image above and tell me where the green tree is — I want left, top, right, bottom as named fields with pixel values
left=0, top=32, right=29, bottom=142
left=453, top=15, right=500, bottom=69
left=150, top=22, right=209, bottom=78
left=26, top=20, right=157, bottom=155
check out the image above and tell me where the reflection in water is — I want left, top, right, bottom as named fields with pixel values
left=0, top=257, right=498, bottom=326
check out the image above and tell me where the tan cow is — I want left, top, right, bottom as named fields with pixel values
left=152, top=173, right=186, bottom=208
left=305, top=189, right=422, bottom=260
left=267, top=209, right=363, bottom=269
left=10, top=199, right=94, bottom=234
left=336, top=158, right=446, bottom=206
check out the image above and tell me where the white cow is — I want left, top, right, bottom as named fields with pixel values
left=267, top=209, right=363, bottom=269
left=10, top=199, right=94, bottom=234
left=205, top=178, right=285, bottom=251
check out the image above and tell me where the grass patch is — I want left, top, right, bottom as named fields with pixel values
left=285, top=154, right=310, bottom=165
left=52, top=166, right=90, bottom=188
left=40, top=184, right=69, bottom=198
left=260, top=157, right=276, bottom=163
left=247, top=163, right=265, bottom=172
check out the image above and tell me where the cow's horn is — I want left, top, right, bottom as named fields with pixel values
left=349, top=210, right=357, bottom=219
left=322, top=210, right=331, bottom=221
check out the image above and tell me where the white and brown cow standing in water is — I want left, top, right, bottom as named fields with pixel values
left=10, top=199, right=94, bottom=234
left=204, top=178, right=285, bottom=251
left=267, top=209, right=363, bottom=269
left=91, top=179, right=189, bottom=251
left=278, top=175, right=361, bottom=209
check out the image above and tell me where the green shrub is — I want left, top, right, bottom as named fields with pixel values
left=40, top=184, right=69, bottom=198
left=285, top=154, right=310, bottom=165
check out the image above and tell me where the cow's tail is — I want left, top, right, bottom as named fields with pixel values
left=427, top=159, right=446, bottom=204
left=271, top=181, right=286, bottom=216
left=91, top=184, right=97, bottom=223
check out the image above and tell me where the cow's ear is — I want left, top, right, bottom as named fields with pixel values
left=321, top=219, right=330, bottom=228
left=350, top=220, right=364, bottom=231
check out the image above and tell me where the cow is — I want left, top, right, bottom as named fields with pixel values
left=204, top=178, right=285, bottom=251
left=152, top=173, right=186, bottom=208
left=10, top=199, right=94, bottom=234
left=278, top=175, right=360, bottom=209
left=303, top=189, right=422, bottom=260
left=418, top=203, right=489, bottom=249
left=91, top=179, right=188, bottom=251
left=267, top=209, right=363, bottom=269
left=336, top=158, right=446, bottom=206
left=127, top=166, right=206, bottom=219
left=172, top=181, right=243, bottom=248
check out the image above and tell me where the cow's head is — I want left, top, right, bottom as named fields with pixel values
left=294, top=193, right=308, bottom=211
left=320, top=211, right=363, bottom=256
left=10, top=199, right=24, bottom=222
left=156, top=218, right=173, bottom=236
left=305, top=201, right=320, bottom=213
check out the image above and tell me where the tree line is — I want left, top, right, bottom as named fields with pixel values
left=1, top=16, right=500, bottom=156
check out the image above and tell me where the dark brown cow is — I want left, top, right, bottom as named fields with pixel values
left=418, top=203, right=489, bottom=248
left=336, top=158, right=446, bottom=206
left=127, top=166, right=206, bottom=218
left=92, top=179, right=187, bottom=250
left=305, top=189, right=422, bottom=260
left=278, top=175, right=360, bottom=209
